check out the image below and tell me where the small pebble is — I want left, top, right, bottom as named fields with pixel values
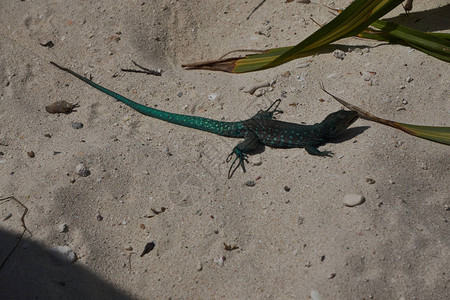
left=254, top=89, right=265, bottom=97
left=59, top=223, right=69, bottom=233
left=3, top=213, right=12, bottom=221
left=281, top=71, right=291, bottom=78
left=213, top=256, right=226, bottom=267
left=284, top=186, right=291, bottom=192
left=45, top=100, right=79, bottom=114
left=365, top=178, right=376, bottom=184
left=27, top=151, right=35, bottom=158
left=96, top=214, right=103, bottom=221
left=124, top=246, right=133, bottom=251
left=333, top=50, right=345, bottom=60
left=75, top=163, right=91, bottom=177
left=406, top=77, right=413, bottom=83
left=328, top=273, right=336, bottom=279
left=140, top=224, right=146, bottom=229
left=420, top=162, right=428, bottom=170
left=208, top=93, right=218, bottom=101
left=48, top=246, right=77, bottom=266
left=343, top=194, right=365, bottom=207
left=250, top=156, right=263, bottom=166
left=177, top=91, right=183, bottom=97
left=245, top=180, right=256, bottom=187
left=71, top=122, right=84, bottom=129
left=140, top=241, right=155, bottom=257
left=196, top=261, right=203, bottom=271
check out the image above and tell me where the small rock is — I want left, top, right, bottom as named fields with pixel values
left=208, top=93, right=218, bottom=101
left=254, top=89, right=265, bottom=97
left=406, top=77, right=413, bottom=83
left=245, top=180, right=256, bottom=187
left=333, top=50, right=346, bottom=60
left=281, top=71, right=291, bottom=78
left=3, top=213, right=12, bottom=221
left=250, top=156, right=263, bottom=166
left=27, top=151, right=35, bottom=158
left=284, top=186, right=291, bottom=192
left=71, top=122, right=84, bottom=129
left=196, top=261, right=203, bottom=271
left=140, top=241, right=155, bottom=257
left=177, top=91, right=183, bottom=97
left=59, top=223, right=69, bottom=233
left=420, top=162, right=428, bottom=170
left=48, top=246, right=77, bottom=266
left=75, top=163, right=90, bottom=177
left=328, top=273, right=336, bottom=279
left=343, top=194, right=365, bottom=207
left=124, top=246, right=133, bottom=251
left=365, top=178, right=376, bottom=184
left=45, top=100, right=79, bottom=114
left=96, top=214, right=103, bottom=221
left=213, top=256, right=226, bottom=267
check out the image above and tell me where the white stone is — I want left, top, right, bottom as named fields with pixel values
left=343, top=194, right=365, bottom=207
left=48, top=246, right=77, bottom=266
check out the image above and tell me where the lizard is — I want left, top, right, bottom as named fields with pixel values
left=50, top=62, right=358, bottom=178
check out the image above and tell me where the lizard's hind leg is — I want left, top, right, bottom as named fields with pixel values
left=253, top=99, right=283, bottom=120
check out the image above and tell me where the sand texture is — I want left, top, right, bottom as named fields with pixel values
left=0, top=1, right=449, bottom=299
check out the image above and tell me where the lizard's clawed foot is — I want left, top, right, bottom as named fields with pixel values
left=226, top=149, right=249, bottom=179
left=305, top=146, right=334, bottom=157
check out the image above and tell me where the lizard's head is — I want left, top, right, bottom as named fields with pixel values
left=321, top=110, right=358, bottom=138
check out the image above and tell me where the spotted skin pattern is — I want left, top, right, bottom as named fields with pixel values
left=51, top=62, right=358, bottom=178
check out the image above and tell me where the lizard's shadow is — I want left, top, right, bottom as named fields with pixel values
left=327, top=126, right=370, bottom=144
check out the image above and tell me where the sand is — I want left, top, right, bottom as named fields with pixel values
left=0, top=0, right=449, bottom=299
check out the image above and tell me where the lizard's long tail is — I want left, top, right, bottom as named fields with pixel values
left=50, top=62, right=243, bottom=137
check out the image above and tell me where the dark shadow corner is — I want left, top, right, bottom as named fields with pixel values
left=0, top=228, right=137, bottom=300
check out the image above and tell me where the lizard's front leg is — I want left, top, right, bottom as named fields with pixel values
left=305, top=143, right=333, bottom=157
left=226, top=131, right=260, bottom=178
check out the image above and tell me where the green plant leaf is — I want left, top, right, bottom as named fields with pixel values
left=319, top=83, right=450, bottom=146
left=183, top=0, right=404, bottom=73
left=360, top=20, right=450, bottom=62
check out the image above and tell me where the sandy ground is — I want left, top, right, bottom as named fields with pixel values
left=0, top=0, right=449, bottom=299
